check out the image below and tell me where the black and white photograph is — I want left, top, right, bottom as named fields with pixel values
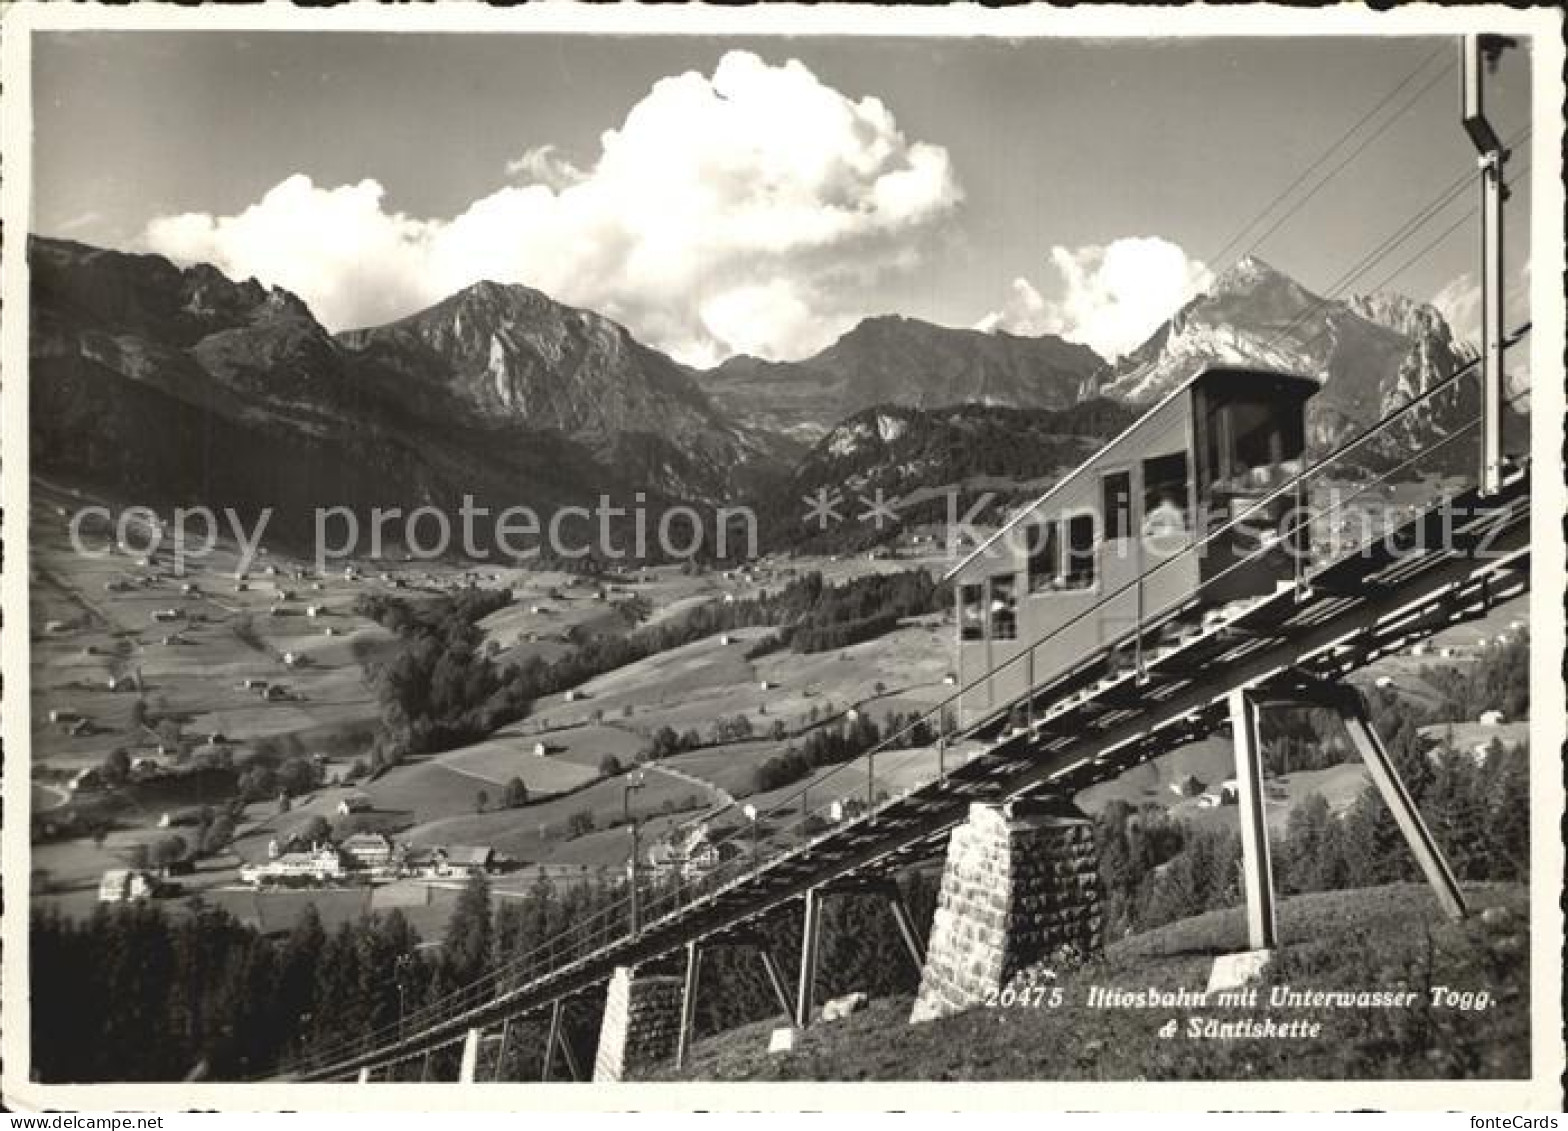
left=2, top=2, right=1563, bottom=1112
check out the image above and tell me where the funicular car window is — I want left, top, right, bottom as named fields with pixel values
left=1102, top=470, right=1133, bottom=541
left=1208, top=398, right=1304, bottom=494
left=1027, top=521, right=1059, bottom=593
left=989, top=575, right=1018, bottom=639
left=1141, top=452, right=1190, bottom=539
left=959, top=583, right=985, bottom=640
left=1062, top=513, right=1096, bottom=589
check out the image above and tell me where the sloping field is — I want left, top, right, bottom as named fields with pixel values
left=356, top=759, right=501, bottom=826
left=528, top=621, right=953, bottom=740
left=434, top=727, right=602, bottom=793
left=1078, top=737, right=1236, bottom=810
left=509, top=723, right=649, bottom=770
left=661, top=740, right=787, bottom=798
left=397, top=766, right=711, bottom=860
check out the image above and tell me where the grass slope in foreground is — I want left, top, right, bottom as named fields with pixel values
left=650, top=882, right=1529, bottom=1081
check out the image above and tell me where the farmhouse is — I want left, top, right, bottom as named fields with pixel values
left=404, top=845, right=496, bottom=879
left=341, top=832, right=396, bottom=873
left=828, top=797, right=868, bottom=823
left=152, top=609, right=182, bottom=623
left=98, top=869, right=156, bottom=903
left=336, top=795, right=373, bottom=816
left=648, top=826, right=739, bottom=881
left=1478, top=709, right=1506, bottom=726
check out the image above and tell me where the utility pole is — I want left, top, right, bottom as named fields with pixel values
left=1460, top=33, right=1516, bottom=495
left=623, top=772, right=646, bottom=935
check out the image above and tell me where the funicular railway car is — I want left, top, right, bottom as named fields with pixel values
left=946, top=366, right=1319, bottom=724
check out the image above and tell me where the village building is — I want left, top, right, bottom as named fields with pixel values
left=239, top=845, right=346, bottom=886
left=404, top=845, right=495, bottom=879
left=336, top=795, right=373, bottom=816
left=828, top=797, right=868, bottom=823
left=341, top=832, right=397, bottom=873
left=647, top=826, right=740, bottom=881
left=98, top=869, right=156, bottom=903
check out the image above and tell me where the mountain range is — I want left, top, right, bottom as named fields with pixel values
left=696, top=316, right=1104, bottom=443
left=29, top=235, right=1487, bottom=556
left=1095, top=255, right=1478, bottom=451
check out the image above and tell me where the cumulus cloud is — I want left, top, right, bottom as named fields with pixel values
left=980, top=236, right=1212, bottom=361
left=973, top=277, right=1047, bottom=335
left=146, top=177, right=438, bottom=332
left=1432, top=259, right=1531, bottom=350
left=1431, top=271, right=1482, bottom=347
left=143, top=51, right=961, bottom=365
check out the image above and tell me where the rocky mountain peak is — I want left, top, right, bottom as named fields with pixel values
left=1347, top=291, right=1453, bottom=344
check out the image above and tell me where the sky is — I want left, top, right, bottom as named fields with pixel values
left=32, top=32, right=1536, bottom=367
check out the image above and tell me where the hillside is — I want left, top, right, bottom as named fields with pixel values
left=758, top=399, right=1136, bottom=551
left=650, top=882, right=1530, bottom=1082
left=338, top=280, right=786, bottom=500
left=697, top=315, right=1106, bottom=442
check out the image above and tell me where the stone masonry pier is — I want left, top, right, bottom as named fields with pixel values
left=910, top=798, right=1102, bottom=1024
left=592, top=966, right=684, bottom=1082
